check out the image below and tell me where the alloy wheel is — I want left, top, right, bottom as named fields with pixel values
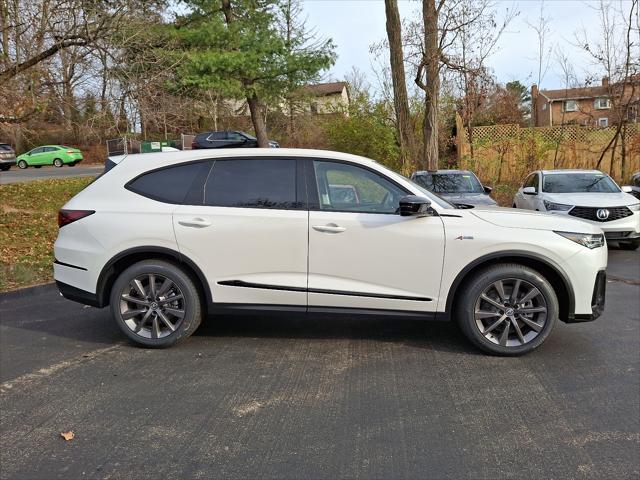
left=474, top=277, right=548, bottom=347
left=119, top=273, right=186, bottom=339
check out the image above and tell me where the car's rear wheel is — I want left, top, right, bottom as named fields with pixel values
left=618, top=239, right=640, bottom=251
left=110, top=260, right=203, bottom=348
left=17, top=160, right=27, bottom=169
left=455, top=264, right=558, bottom=356
left=69, top=162, right=77, bottom=167
left=0, top=165, right=10, bottom=171
left=53, top=158, right=63, bottom=167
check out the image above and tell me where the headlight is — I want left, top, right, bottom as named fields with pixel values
left=544, top=200, right=573, bottom=211
left=628, top=203, right=640, bottom=211
left=555, top=231, right=605, bottom=249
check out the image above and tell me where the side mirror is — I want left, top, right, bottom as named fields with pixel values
left=621, top=185, right=633, bottom=193
left=523, top=186, right=537, bottom=195
left=399, top=195, right=431, bottom=217
left=483, top=185, right=493, bottom=194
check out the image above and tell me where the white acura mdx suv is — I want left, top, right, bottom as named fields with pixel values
left=54, top=149, right=607, bottom=355
left=513, top=170, right=640, bottom=250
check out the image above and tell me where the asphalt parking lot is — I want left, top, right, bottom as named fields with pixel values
left=1, top=249, right=638, bottom=480
left=0, top=165, right=103, bottom=184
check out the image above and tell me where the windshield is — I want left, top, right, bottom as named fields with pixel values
left=542, top=173, right=620, bottom=193
left=415, top=173, right=484, bottom=194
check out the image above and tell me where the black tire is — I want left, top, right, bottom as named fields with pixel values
left=512, top=204, right=517, bottom=208
left=0, top=165, right=10, bottom=171
left=53, top=158, right=63, bottom=167
left=619, top=239, right=640, bottom=251
left=17, top=160, right=27, bottom=169
left=34, top=165, right=42, bottom=168
left=69, top=162, right=77, bottom=167
left=110, top=259, right=203, bottom=348
left=455, top=263, right=558, bottom=356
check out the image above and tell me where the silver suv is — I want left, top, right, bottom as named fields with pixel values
left=0, top=143, right=16, bottom=171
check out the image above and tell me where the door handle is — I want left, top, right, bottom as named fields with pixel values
left=312, top=224, right=346, bottom=234
left=178, top=218, right=212, bottom=228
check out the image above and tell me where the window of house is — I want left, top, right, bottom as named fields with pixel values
left=563, top=100, right=578, bottom=112
left=594, top=98, right=611, bottom=109
left=204, top=159, right=301, bottom=209
left=598, top=118, right=609, bottom=127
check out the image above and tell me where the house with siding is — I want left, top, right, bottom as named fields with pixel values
left=531, top=76, right=639, bottom=127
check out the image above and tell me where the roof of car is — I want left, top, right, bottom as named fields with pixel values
left=413, top=170, right=473, bottom=175
left=539, top=169, right=604, bottom=175
left=108, top=148, right=381, bottom=168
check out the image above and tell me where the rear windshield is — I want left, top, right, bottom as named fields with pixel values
left=415, top=173, right=483, bottom=193
left=0, top=144, right=13, bottom=151
left=542, top=173, right=620, bottom=193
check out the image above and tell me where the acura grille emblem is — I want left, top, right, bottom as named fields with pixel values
left=596, top=208, right=610, bottom=220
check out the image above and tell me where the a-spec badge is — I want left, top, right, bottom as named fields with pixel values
left=455, top=235, right=474, bottom=240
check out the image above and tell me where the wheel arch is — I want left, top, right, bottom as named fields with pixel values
left=445, top=251, right=575, bottom=323
left=96, top=246, right=212, bottom=310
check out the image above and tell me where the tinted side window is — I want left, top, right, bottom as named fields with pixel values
left=313, top=160, right=407, bottom=214
left=128, top=161, right=212, bottom=204
left=205, top=159, right=300, bottom=209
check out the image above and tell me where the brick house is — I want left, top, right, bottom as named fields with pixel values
left=531, top=76, right=639, bottom=127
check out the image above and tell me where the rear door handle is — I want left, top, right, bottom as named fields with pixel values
left=312, top=224, right=346, bottom=234
left=178, top=218, right=212, bottom=228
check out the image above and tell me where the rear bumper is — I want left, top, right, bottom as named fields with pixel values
left=0, top=158, right=16, bottom=166
left=567, top=270, right=606, bottom=323
left=56, top=280, right=102, bottom=307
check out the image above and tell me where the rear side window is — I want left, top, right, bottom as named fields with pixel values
left=127, top=161, right=212, bottom=204
left=204, top=159, right=301, bottom=209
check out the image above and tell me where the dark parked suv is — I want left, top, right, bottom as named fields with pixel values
left=191, top=131, right=279, bottom=149
left=0, top=143, right=16, bottom=171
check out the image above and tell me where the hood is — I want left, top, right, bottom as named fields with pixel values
left=470, top=206, right=602, bottom=234
left=440, top=192, right=497, bottom=206
left=543, top=191, right=639, bottom=207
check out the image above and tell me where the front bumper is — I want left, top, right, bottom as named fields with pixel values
left=569, top=270, right=606, bottom=322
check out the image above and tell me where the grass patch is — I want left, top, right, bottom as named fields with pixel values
left=0, top=177, right=94, bottom=292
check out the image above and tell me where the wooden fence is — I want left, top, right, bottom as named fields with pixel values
left=456, top=115, right=640, bottom=184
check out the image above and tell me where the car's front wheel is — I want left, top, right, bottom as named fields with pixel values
left=455, top=264, right=558, bottom=356
left=110, top=260, right=203, bottom=348
left=17, top=160, right=27, bottom=169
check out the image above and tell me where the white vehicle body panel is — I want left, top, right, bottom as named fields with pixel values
left=54, top=149, right=607, bottom=324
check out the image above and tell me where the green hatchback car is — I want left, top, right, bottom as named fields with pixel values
left=17, top=145, right=83, bottom=169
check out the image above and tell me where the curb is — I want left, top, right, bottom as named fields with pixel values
left=0, top=282, right=57, bottom=301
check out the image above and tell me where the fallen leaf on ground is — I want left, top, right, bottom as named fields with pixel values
left=60, top=431, right=74, bottom=441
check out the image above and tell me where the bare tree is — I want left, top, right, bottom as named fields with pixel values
left=574, top=0, right=639, bottom=173
left=384, top=0, right=418, bottom=171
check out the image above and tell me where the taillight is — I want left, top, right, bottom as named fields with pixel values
left=66, top=150, right=74, bottom=154
left=58, top=209, right=95, bottom=228
left=191, top=140, right=197, bottom=149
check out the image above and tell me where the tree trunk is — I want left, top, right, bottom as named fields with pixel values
left=247, top=93, right=269, bottom=147
left=421, top=0, right=439, bottom=171
left=384, top=0, right=418, bottom=173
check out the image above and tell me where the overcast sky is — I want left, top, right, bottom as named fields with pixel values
left=301, top=0, right=627, bottom=93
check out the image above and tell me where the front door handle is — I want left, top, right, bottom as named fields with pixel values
left=178, top=218, right=212, bottom=228
left=312, top=224, right=346, bottom=234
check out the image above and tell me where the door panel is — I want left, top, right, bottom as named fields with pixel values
left=307, top=159, right=445, bottom=312
left=174, top=206, right=308, bottom=305
left=308, top=211, right=444, bottom=311
left=173, top=157, right=308, bottom=306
